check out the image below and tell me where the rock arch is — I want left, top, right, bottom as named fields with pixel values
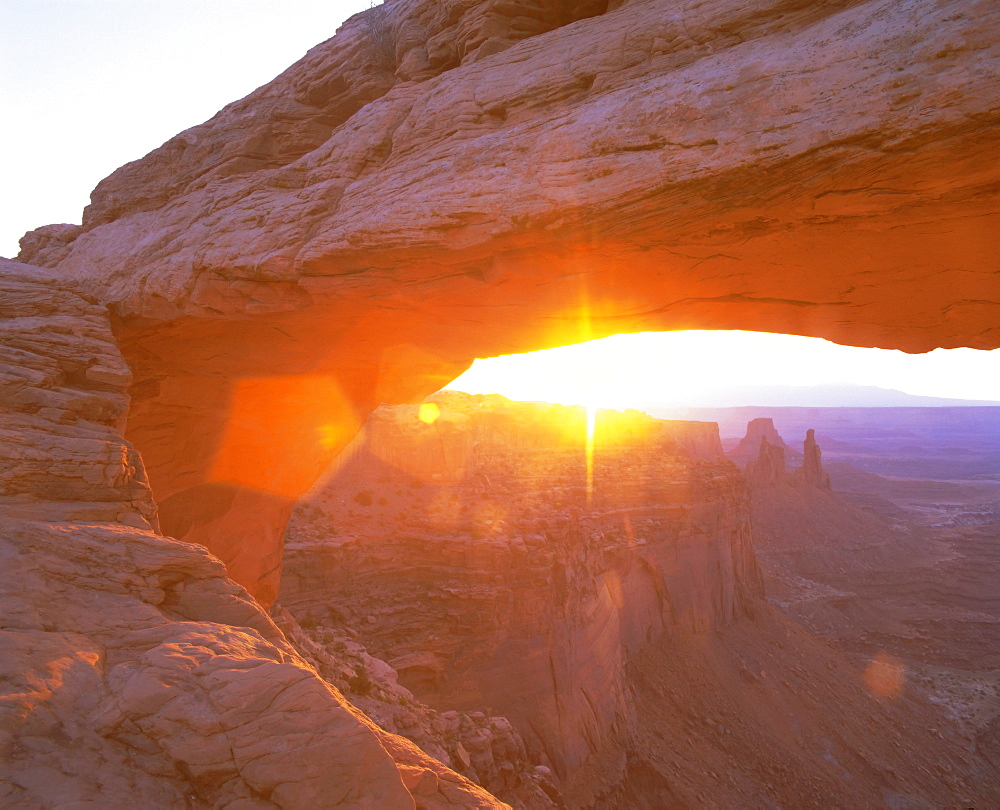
left=18, top=0, right=1000, bottom=602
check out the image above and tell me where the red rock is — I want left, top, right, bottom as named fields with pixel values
left=729, top=418, right=793, bottom=467
left=793, top=428, right=831, bottom=489
left=280, top=395, right=766, bottom=799
left=4, top=0, right=999, bottom=800
left=745, top=436, right=788, bottom=487
left=279, top=391, right=994, bottom=806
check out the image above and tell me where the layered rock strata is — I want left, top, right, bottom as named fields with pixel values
left=14, top=0, right=1000, bottom=601
left=0, top=260, right=504, bottom=809
left=4, top=0, right=999, bottom=803
left=281, top=394, right=765, bottom=801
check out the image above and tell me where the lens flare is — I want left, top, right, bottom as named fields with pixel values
left=864, top=652, right=906, bottom=698
left=419, top=402, right=441, bottom=424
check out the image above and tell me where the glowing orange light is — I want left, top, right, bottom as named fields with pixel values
left=864, top=653, right=906, bottom=698
left=211, top=374, right=360, bottom=497
left=419, top=403, right=441, bottom=424
left=585, top=404, right=597, bottom=503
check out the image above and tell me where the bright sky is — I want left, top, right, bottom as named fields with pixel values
left=0, top=0, right=372, bottom=258
left=448, top=332, right=1000, bottom=408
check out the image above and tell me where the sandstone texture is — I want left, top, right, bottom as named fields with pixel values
left=19, top=0, right=1000, bottom=352
left=0, top=260, right=504, bottom=809
left=269, top=605, right=556, bottom=808
left=13, top=0, right=1000, bottom=600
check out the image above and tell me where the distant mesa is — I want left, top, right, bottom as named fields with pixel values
left=728, top=417, right=798, bottom=466
left=731, top=419, right=830, bottom=489
left=342, top=391, right=726, bottom=487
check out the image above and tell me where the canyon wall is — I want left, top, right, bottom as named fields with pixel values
left=280, top=394, right=763, bottom=801
left=13, top=0, right=999, bottom=601
left=278, top=394, right=993, bottom=805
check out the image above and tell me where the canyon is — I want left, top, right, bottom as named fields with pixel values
left=280, top=394, right=760, bottom=801
left=2, top=0, right=999, bottom=805
left=721, top=408, right=1000, bottom=780
left=275, top=392, right=999, bottom=805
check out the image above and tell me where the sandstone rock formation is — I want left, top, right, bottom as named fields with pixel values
left=728, top=417, right=793, bottom=466
left=269, top=605, right=556, bottom=807
left=795, top=427, right=832, bottom=488
left=4, top=0, right=999, bottom=802
left=0, top=259, right=505, bottom=809
left=735, top=418, right=831, bottom=490
left=13, top=0, right=1000, bottom=602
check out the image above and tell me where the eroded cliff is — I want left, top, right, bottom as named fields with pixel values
left=280, top=394, right=759, bottom=799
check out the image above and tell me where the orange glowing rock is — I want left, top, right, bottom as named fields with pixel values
left=864, top=653, right=906, bottom=699
left=212, top=375, right=360, bottom=498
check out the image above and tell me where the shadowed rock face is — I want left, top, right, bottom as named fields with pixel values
left=745, top=436, right=788, bottom=486
left=16, top=0, right=1000, bottom=601
left=0, top=259, right=505, bottom=808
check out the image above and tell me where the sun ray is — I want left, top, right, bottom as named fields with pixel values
left=586, top=403, right=597, bottom=504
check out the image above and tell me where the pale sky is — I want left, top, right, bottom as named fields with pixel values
left=3, top=3, right=997, bottom=404
left=0, top=0, right=372, bottom=258
left=449, top=332, right=1000, bottom=408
